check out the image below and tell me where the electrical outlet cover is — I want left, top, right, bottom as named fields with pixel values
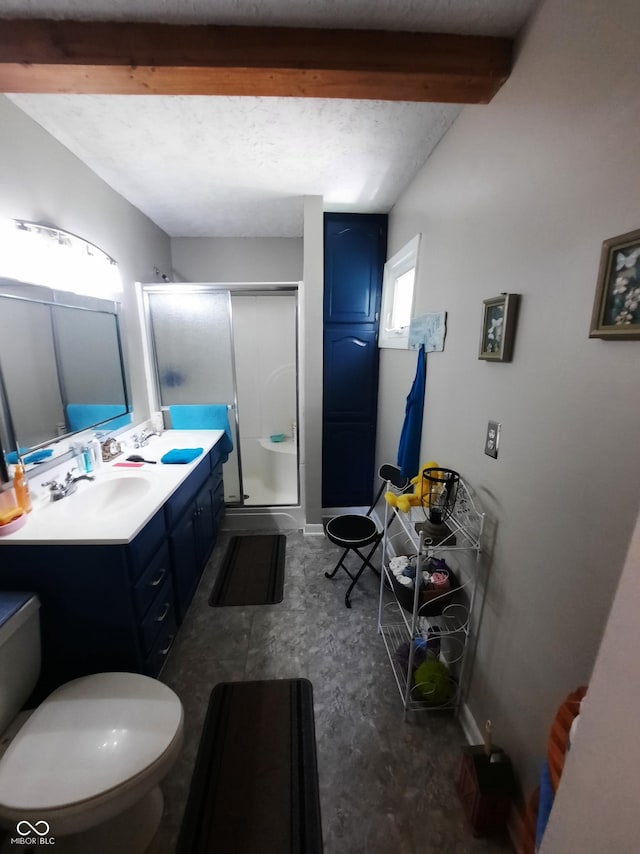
left=485, top=421, right=501, bottom=458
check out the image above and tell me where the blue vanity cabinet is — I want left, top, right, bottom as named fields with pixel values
left=166, top=445, right=225, bottom=622
left=0, top=441, right=225, bottom=699
left=0, top=517, right=168, bottom=701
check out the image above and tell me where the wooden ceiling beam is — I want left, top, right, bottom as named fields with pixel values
left=0, top=19, right=512, bottom=102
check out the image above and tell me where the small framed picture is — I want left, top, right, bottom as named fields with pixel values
left=478, top=294, right=520, bottom=362
left=589, top=228, right=640, bottom=340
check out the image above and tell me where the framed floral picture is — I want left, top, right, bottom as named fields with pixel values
left=478, top=293, right=520, bottom=362
left=589, top=228, right=640, bottom=340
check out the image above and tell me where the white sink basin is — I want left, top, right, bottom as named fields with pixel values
left=63, top=474, right=154, bottom=517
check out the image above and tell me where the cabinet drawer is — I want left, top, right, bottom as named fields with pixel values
left=133, top=542, right=171, bottom=620
left=128, top=510, right=166, bottom=579
left=139, top=576, right=175, bottom=655
left=145, top=608, right=178, bottom=677
left=164, top=458, right=210, bottom=529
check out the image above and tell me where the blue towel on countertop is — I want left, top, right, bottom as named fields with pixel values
left=168, top=405, right=233, bottom=463
left=160, top=448, right=204, bottom=465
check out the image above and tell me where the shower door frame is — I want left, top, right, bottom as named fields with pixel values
left=142, top=281, right=300, bottom=509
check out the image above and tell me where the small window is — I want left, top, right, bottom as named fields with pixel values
left=378, top=234, right=420, bottom=349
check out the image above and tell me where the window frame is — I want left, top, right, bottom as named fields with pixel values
left=378, top=234, right=421, bottom=350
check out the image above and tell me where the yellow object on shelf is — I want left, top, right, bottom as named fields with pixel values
left=385, top=460, right=438, bottom=513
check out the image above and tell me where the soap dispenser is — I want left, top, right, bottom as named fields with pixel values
left=12, top=463, right=32, bottom=514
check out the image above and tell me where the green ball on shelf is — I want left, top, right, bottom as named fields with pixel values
left=413, top=658, right=455, bottom=705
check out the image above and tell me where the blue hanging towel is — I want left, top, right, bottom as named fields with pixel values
left=396, top=345, right=426, bottom=479
left=67, top=403, right=131, bottom=432
left=169, top=404, right=233, bottom=463
left=6, top=448, right=55, bottom=465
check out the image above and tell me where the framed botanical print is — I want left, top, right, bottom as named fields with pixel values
left=478, top=293, right=520, bottom=362
left=589, top=228, right=640, bottom=340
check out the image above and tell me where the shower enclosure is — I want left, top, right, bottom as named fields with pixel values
left=143, top=284, right=298, bottom=507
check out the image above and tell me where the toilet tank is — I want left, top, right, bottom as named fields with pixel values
left=0, top=594, right=41, bottom=735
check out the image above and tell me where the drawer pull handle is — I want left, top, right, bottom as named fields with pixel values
left=156, top=602, right=171, bottom=622
left=150, top=567, right=167, bottom=587
left=159, top=635, right=175, bottom=656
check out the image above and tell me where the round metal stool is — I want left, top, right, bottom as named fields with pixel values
left=324, top=514, right=381, bottom=608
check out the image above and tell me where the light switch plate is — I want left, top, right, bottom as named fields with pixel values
left=484, top=421, right=501, bottom=459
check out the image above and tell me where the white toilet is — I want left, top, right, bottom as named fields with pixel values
left=0, top=593, right=183, bottom=853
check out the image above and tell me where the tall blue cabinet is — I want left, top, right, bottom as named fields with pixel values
left=323, top=213, right=388, bottom=507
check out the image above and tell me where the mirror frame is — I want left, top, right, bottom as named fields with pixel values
left=0, top=280, right=131, bottom=479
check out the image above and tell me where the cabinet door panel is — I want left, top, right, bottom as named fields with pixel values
left=323, top=327, right=379, bottom=421
left=324, top=215, right=387, bottom=323
left=195, top=475, right=216, bottom=566
left=164, top=456, right=209, bottom=529
left=169, top=504, right=199, bottom=623
left=322, top=421, right=376, bottom=507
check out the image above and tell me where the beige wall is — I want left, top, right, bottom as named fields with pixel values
left=0, top=96, right=172, bottom=424
left=540, top=511, right=640, bottom=851
left=379, top=0, right=640, bottom=794
left=301, top=196, right=324, bottom=526
left=170, top=236, right=303, bottom=282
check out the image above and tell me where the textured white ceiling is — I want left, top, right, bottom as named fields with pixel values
left=1, top=0, right=539, bottom=238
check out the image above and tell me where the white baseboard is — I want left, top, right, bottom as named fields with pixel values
left=304, top=523, right=325, bottom=535
left=458, top=702, right=483, bottom=745
left=222, top=506, right=304, bottom=531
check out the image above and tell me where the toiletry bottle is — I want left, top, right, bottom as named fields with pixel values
left=71, top=442, right=88, bottom=474
left=12, top=463, right=32, bottom=514
left=82, top=446, right=94, bottom=474
left=88, top=435, right=103, bottom=469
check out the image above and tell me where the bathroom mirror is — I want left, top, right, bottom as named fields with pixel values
left=0, top=279, right=130, bottom=470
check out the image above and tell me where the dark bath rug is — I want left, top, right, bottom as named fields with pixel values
left=209, top=534, right=286, bottom=606
left=176, top=678, right=323, bottom=854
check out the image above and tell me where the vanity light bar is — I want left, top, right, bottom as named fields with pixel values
left=0, top=219, right=122, bottom=298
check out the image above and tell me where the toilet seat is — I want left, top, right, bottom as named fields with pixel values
left=0, top=672, right=183, bottom=836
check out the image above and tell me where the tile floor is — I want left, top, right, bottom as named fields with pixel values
left=151, top=529, right=511, bottom=853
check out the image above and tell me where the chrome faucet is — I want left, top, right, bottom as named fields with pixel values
left=133, top=428, right=162, bottom=448
left=42, top=470, right=95, bottom=501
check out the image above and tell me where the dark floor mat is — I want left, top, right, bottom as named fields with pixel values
left=176, top=679, right=323, bottom=854
left=209, top=534, right=286, bottom=606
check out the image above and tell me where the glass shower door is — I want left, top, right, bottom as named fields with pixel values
left=146, top=289, right=242, bottom=503
left=232, top=293, right=298, bottom=505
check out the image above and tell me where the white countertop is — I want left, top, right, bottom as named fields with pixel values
left=0, top=430, right=224, bottom=546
